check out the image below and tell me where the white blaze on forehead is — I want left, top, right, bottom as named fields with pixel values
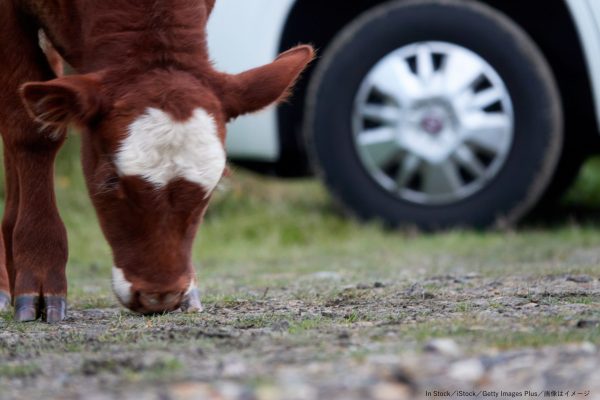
left=115, top=107, right=226, bottom=193
left=112, top=266, right=133, bottom=305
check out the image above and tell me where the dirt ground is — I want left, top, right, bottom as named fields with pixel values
left=1, top=273, right=598, bottom=400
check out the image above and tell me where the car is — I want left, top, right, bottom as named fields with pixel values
left=207, top=0, right=600, bottom=230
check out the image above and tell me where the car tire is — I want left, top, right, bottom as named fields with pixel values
left=305, top=0, right=563, bottom=230
left=533, top=150, right=586, bottom=213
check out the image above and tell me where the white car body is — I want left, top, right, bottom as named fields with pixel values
left=208, top=0, right=600, bottom=161
left=207, top=0, right=296, bottom=161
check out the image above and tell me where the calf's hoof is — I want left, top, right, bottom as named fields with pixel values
left=14, top=295, right=66, bottom=323
left=14, top=296, right=38, bottom=322
left=43, top=296, right=67, bottom=323
left=0, top=291, right=10, bottom=312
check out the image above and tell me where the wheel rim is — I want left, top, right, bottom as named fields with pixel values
left=352, top=41, right=515, bottom=205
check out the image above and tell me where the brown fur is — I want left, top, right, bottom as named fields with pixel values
left=0, top=0, right=313, bottom=316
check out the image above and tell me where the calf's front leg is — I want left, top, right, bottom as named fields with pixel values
left=7, top=139, right=68, bottom=323
left=0, top=236, right=8, bottom=311
left=0, top=150, right=16, bottom=312
left=0, top=0, right=68, bottom=322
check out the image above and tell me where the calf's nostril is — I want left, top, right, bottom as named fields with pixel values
left=137, top=291, right=183, bottom=313
left=140, top=293, right=161, bottom=306
left=163, top=293, right=179, bottom=304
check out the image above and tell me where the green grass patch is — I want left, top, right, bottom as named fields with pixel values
left=288, top=316, right=325, bottom=334
left=0, top=363, right=41, bottom=378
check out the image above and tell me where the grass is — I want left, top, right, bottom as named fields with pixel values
left=0, top=135, right=598, bottom=296
left=0, top=137, right=600, bottom=394
left=0, top=363, right=41, bottom=379
left=41, top=137, right=600, bottom=283
left=80, top=355, right=184, bottom=382
left=402, top=316, right=600, bottom=350
left=9, top=137, right=587, bottom=293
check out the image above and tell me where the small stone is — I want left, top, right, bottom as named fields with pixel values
left=371, top=383, right=412, bottom=400
left=357, top=283, right=371, bottom=290
left=280, top=382, right=316, bottom=400
left=169, top=383, right=215, bottom=400
left=448, top=359, right=485, bottom=381
left=338, top=330, right=351, bottom=340
left=424, top=338, right=462, bottom=357
left=578, top=342, right=597, bottom=354
left=256, top=386, right=281, bottom=400
left=374, top=282, right=386, bottom=288
left=82, top=309, right=110, bottom=319
left=388, top=366, right=417, bottom=388
left=219, top=382, right=250, bottom=400
left=576, top=320, right=600, bottom=328
left=566, top=275, right=593, bottom=283
left=85, top=394, right=117, bottom=400
left=222, top=361, right=247, bottom=378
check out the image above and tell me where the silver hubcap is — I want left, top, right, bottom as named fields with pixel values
left=353, top=42, right=514, bottom=205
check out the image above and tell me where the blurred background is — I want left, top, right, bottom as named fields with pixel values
left=207, top=0, right=600, bottom=231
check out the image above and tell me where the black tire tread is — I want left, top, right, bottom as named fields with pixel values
left=305, top=0, right=563, bottom=230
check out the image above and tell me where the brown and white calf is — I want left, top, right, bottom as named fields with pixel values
left=0, top=0, right=313, bottom=322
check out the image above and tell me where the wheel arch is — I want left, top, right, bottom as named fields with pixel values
left=278, top=0, right=600, bottom=176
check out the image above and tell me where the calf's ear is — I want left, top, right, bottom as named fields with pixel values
left=20, top=73, right=104, bottom=131
left=220, top=45, right=314, bottom=120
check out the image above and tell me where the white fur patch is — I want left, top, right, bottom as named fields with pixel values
left=185, top=279, right=197, bottom=295
left=115, top=108, right=226, bottom=193
left=112, top=266, right=133, bottom=305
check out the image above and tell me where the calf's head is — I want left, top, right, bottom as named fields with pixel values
left=19, top=46, right=313, bottom=314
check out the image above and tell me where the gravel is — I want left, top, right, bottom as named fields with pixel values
left=0, top=273, right=598, bottom=400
